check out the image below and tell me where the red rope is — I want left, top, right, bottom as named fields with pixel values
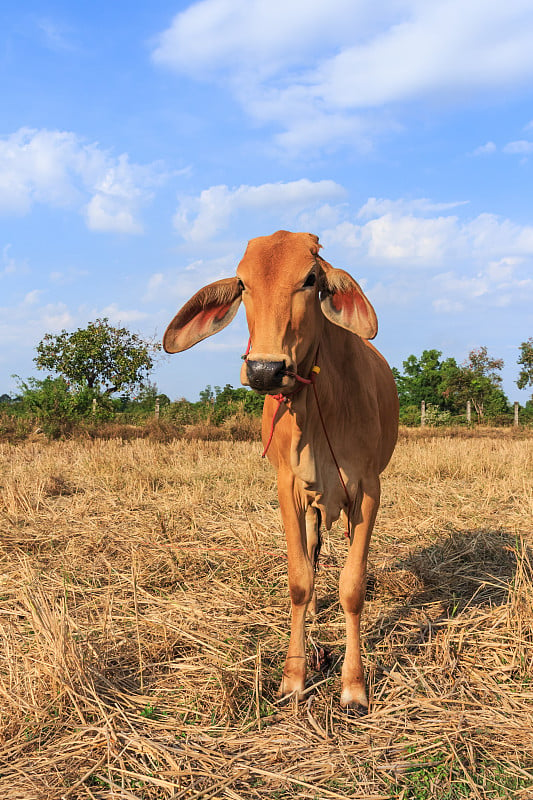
left=244, top=338, right=353, bottom=540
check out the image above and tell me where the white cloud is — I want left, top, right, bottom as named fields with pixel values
left=472, top=141, right=497, bottom=156
left=319, top=198, right=533, bottom=317
left=85, top=195, right=142, bottom=234
left=0, top=128, right=162, bottom=233
left=23, top=289, right=43, bottom=306
left=434, top=271, right=489, bottom=299
left=144, top=254, right=241, bottom=306
left=2, top=244, right=28, bottom=277
left=152, top=0, right=362, bottom=77
left=365, top=214, right=459, bottom=263
left=0, top=296, right=75, bottom=350
left=49, top=268, right=89, bottom=285
left=41, top=303, right=74, bottom=331
left=94, top=303, right=149, bottom=324
left=433, top=298, right=464, bottom=314
left=485, top=256, right=522, bottom=282
left=153, top=0, right=533, bottom=153
left=357, top=197, right=468, bottom=219
left=0, top=293, right=151, bottom=361
left=503, top=139, right=533, bottom=154
left=143, top=273, right=165, bottom=303
left=36, top=18, right=76, bottom=52
left=323, top=213, right=460, bottom=265
left=174, top=179, right=345, bottom=241
left=323, top=203, right=533, bottom=267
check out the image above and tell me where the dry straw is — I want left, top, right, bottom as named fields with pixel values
left=0, top=431, right=531, bottom=798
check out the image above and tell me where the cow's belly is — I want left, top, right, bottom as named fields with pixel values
left=295, top=459, right=361, bottom=531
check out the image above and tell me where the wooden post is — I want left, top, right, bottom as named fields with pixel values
left=154, top=400, right=160, bottom=420
left=92, top=398, right=97, bottom=415
left=466, top=400, right=471, bottom=424
left=420, top=400, right=426, bottom=427
left=514, top=401, right=519, bottom=427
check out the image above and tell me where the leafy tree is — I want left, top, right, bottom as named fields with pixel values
left=34, top=318, right=160, bottom=396
left=393, top=349, right=460, bottom=410
left=213, top=383, right=264, bottom=418
left=198, top=383, right=264, bottom=423
left=133, top=382, right=170, bottom=410
left=199, top=385, right=215, bottom=404
left=442, top=346, right=506, bottom=422
left=516, top=338, right=533, bottom=399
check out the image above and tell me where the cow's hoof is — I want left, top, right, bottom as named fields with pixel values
left=278, top=673, right=306, bottom=701
left=340, top=684, right=368, bottom=712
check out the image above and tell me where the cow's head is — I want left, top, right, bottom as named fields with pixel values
left=163, top=230, right=377, bottom=394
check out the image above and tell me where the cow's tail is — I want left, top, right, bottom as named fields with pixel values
left=314, top=508, right=322, bottom=571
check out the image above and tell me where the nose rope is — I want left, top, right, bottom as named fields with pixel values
left=243, top=337, right=353, bottom=541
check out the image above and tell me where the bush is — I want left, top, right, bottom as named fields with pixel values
left=221, top=411, right=262, bottom=441
left=423, top=403, right=453, bottom=427
left=14, top=376, right=115, bottom=437
left=399, top=405, right=421, bottom=426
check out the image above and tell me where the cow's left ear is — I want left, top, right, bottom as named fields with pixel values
left=163, top=277, right=242, bottom=353
left=318, top=259, right=378, bottom=340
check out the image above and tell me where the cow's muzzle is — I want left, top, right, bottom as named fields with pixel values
left=245, top=360, right=286, bottom=393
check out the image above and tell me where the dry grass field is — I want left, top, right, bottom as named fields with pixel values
left=0, top=430, right=532, bottom=799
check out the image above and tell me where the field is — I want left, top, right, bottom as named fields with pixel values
left=0, top=430, right=532, bottom=799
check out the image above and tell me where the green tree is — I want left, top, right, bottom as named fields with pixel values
left=393, top=349, right=460, bottom=411
left=34, top=318, right=161, bottom=396
left=197, top=384, right=264, bottom=424
left=516, top=338, right=533, bottom=399
left=443, top=346, right=506, bottom=422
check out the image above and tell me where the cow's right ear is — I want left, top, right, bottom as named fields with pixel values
left=163, top=277, right=242, bottom=353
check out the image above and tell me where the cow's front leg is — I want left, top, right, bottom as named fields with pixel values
left=339, top=479, right=380, bottom=710
left=277, top=468, right=314, bottom=699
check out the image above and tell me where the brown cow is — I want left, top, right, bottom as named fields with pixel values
left=163, top=230, right=398, bottom=710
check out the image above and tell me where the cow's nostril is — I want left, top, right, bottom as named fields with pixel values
left=246, top=360, right=286, bottom=391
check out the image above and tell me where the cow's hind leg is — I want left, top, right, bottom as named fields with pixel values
left=277, top=469, right=314, bottom=699
left=305, top=506, right=321, bottom=617
left=339, top=478, right=380, bottom=710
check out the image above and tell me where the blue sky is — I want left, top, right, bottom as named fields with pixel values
left=1, top=0, right=532, bottom=403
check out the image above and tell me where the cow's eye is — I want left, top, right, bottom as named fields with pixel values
left=303, top=272, right=316, bottom=288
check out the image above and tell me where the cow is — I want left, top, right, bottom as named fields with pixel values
left=163, top=230, right=398, bottom=710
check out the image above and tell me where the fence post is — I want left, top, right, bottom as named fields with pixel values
left=154, top=400, right=160, bottom=420
left=466, top=400, right=471, bottom=424
left=420, top=400, right=426, bottom=427
left=514, top=401, right=519, bottom=427
left=92, top=398, right=97, bottom=415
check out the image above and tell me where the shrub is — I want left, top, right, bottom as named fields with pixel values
left=399, top=405, right=421, bottom=426
left=423, top=403, right=453, bottom=427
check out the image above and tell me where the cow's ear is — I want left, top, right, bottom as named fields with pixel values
left=163, top=277, right=242, bottom=353
left=318, top=259, right=378, bottom=340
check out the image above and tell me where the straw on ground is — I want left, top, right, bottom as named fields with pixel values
left=0, top=431, right=531, bottom=798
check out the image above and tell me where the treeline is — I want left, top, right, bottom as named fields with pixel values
left=0, top=381, right=264, bottom=439
left=0, top=318, right=532, bottom=438
left=393, top=346, right=532, bottom=426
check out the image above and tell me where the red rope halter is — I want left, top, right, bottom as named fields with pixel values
left=243, top=338, right=353, bottom=540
